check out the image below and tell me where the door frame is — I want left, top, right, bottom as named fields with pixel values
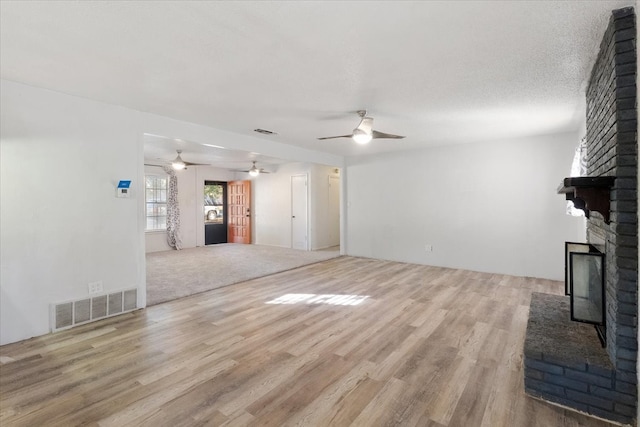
left=203, top=180, right=228, bottom=245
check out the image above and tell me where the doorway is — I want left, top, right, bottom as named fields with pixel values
left=291, top=174, right=308, bottom=250
left=204, top=181, right=227, bottom=245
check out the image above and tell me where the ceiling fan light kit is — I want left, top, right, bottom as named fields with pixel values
left=318, top=110, right=405, bottom=144
left=245, top=161, right=269, bottom=177
left=168, top=149, right=210, bottom=170
left=171, top=151, right=187, bottom=170
left=352, top=128, right=372, bottom=144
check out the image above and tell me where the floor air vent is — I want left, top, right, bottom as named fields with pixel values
left=51, top=288, right=138, bottom=332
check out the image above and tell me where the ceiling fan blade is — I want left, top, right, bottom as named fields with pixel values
left=237, top=161, right=271, bottom=174
left=183, top=161, right=210, bottom=166
left=317, top=134, right=353, bottom=140
left=237, top=169, right=270, bottom=174
left=357, top=117, right=374, bottom=134
left=371, top=130, right=405, bottom=139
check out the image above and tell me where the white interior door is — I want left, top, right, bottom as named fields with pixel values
left=328, top=175, right=340, bottom=247
left=291, top=174, right=308, bottom=250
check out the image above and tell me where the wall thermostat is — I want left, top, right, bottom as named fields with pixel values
left=117, top=180, right=132, bottom=198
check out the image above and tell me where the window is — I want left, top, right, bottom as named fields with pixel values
left=145, top=175, right=167, bottom=231
left=204, top=182, right=225, bottom=224
left=567, top=138, right=587, bottom=217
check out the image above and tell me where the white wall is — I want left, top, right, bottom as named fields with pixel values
left=310, top=164, right=340, bottom=250
left=252, top=163, right=341, bottom=250
left=345, top=131, right=586, bottom=280
left=0, top=80, right=146, bottom=345
left=253, top=163, right=311, bottom=248
left=145, top=231, right=172, bottom=253
left=0, top=80, right=342, bottom=345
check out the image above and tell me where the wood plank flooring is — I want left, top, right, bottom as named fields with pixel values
left=0, top=256, right=618, bottom=426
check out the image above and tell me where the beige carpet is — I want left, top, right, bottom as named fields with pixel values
left=146, top=244, right=341, bottom=306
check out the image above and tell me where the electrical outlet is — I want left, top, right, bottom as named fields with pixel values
left=88, top=281, right=103, bottom=294
left=425, top=244, right=433, bottom=252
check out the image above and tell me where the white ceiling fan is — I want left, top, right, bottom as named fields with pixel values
left=240, top=161, right=271, bottom=177
left=165, top=149, right=209, bottom=170
left=318, top=110, right=405, bottom=144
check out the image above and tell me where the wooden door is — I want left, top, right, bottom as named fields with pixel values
left=228, top=180, right=251, bottom=244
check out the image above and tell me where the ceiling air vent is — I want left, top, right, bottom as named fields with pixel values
left=254, top=128, right=278, bottom=135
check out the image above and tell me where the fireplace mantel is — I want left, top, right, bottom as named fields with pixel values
left=557, top=176, right=615, bottom=224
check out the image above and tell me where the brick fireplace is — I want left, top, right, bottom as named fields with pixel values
left=524, top=7, right=637, bottom=425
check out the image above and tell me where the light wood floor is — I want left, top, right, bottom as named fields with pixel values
left=0, top=257, right=617, bottom=426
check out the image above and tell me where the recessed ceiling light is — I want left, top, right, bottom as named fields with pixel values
left=254, top=128, right=278, bottom=135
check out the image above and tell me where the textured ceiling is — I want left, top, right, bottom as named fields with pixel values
left=1, top=1, right=636, bottom=160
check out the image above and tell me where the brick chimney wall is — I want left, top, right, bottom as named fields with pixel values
left=584, top=5, right=637, bottom=418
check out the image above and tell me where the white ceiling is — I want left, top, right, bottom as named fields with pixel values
left=1, top=1, right=636, bottom=162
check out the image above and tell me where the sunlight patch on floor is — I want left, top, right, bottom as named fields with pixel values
left=265, top=294, right=369, bottom=306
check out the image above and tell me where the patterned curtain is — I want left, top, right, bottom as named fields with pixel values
left=162, top=166, right=182, bottom=250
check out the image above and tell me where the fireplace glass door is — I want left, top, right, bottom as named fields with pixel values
left=565, top=242, right=606, bottom=346
left=565, top=242, right=592, bottom=295
left=569, top=251, right=605, bottom=325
